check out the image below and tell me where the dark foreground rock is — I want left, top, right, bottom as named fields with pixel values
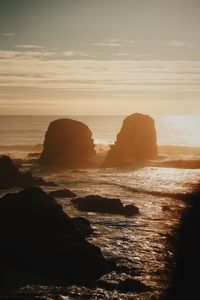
left=104, top=113, right=158, bottom=167
left=39, top=118, right=96, bottom=168
left=0, top=188, right=113, bottom=288
left=72, top=217, right=93, bottom=237
left=165, top=187, right=200, bottom=299
left=49, top=189, right=76, bottom=198
left=118, top=278, right=151, bottom=293
left=97, top=278, right=151, bottom=293
left=0, top=155, right=55, bottom=189
left=0, top=155, right=21, bottom=188
left=71, top=195, right=139, bottom=216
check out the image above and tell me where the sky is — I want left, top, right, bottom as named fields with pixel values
left=0, top=0, right=200, bottom=115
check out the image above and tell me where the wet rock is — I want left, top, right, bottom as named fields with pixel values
left=96, top=279, right=118, bottom=291
left=165, top=187, right=200, bottom=299
left=104, top=113, right=158, bottom=167
left=49, top=189, right=76, bottom=198
left=162, top=205, right=171, bottom=212
left=115, top=265, right=142, bottom=276
left=118, top=278, right=151, bottom=293
left=0, top=188, right=112, bottom=287
left=96, top=277, right=151, bottom=294
left=0, top=155, right=55, bottom=189
left=39, top=118, right=96, bottom=168
left=72, top=217, right=93, bottom=237
left=123, top=204, right=139, bottom=216
left=0, top=155, right=21, bottom=188
left=71, top=195, right=139, bottom=216
left=42, top=180, right=58, bottom=187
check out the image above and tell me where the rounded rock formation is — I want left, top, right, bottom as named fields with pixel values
left=104, top=113, right=158, bottom=167
left=71, top=195, right=139, bottom=216
left=39, top=118, right=96, bottom=167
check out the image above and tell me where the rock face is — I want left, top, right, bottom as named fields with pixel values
left=71, top=195, right=139, bottom=216
left=0, top=188, right=112, bottom=287
left=39, top=118, right=96, bottom=167
left=49, top=189, right=76, bottom=198
left=104, top=113, right=158, bottom=167
left=165, top=187, right=200, bottom=299
left=72, top=217, right=93, bottom=237
left=0, top=155, right=52, bottom=189
left=0, top=155, right=21, bottom=188
left=118, top=278, right=151, bottom=293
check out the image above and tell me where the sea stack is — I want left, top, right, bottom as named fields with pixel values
left=39, top=118, right=96, bottom=167
left=104, top=113, right=158, bottom=167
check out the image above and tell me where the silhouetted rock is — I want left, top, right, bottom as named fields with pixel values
left=71, top=195, right=139, bottom=216
left=0, top=188, right=113, bottom=287
left=39, top=118, right=96, bottom=167
left=118, top=278, right=151, bottom=293
left=162, top=205, right=171, bottom=212
left=104, top=113, right=158, bottom=167
left=123, top=204, right=139, bottom=216
left=165, top=187, right=200, bottom=299
left=0, top=155, right=21, bottom=188
left=0, top=155, right=55, bottom=189
left=72, top=217, right=93, bottom=237
left=49, top=189, right=76, bottom=198
left=96, top=278, right=151, bottom=293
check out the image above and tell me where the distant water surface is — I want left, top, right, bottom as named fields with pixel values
left=0, top=115, right=199, bottom=147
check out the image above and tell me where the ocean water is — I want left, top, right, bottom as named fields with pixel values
left=0, top=115, right=200, bottom=299
left=4, top=166, right=199, bottom=299
left=0, top=114, right=200, bottom=147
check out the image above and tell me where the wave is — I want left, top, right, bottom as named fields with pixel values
left=153, top=158, right=200, bottom=170
left=97, top=180, right=197, bottom=200
left=0, top=144, right=43, bottom=152
left=95, top=143, right=200, bottom=157
left=159, top=145, right=200, bottom=156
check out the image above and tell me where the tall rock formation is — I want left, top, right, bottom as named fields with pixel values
left=104, top=113, right=158, bottom=167
left=39, top=118, right=96, bottom=167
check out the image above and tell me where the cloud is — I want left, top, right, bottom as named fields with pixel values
left=158, top=40, right=199, bottom=48
left=62, top=51, right=92, bottom=57
left=90, top=38, right=136, bottom=47
left=14, top=44, right=44, bottom=49
left=109, top=38, right=136, bottom=44
left=1, top=50, right=200, bottom=94
left=1, top=33, right=16, bottom=37
left=0, top=50, right=55, bottom=59
left=91, top=42, right=121, bottom=47
left=116, top=53, right=150, bottom=58
left=168, top=40, right=189, bottom=47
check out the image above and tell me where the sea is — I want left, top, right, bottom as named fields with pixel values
left=0, top=115, right=200, bottom=299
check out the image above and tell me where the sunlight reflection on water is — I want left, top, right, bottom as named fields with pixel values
left=31, top=166, right=200, bottom=299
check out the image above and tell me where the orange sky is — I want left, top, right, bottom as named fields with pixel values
left=1, top=0, right=200, bottom=115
